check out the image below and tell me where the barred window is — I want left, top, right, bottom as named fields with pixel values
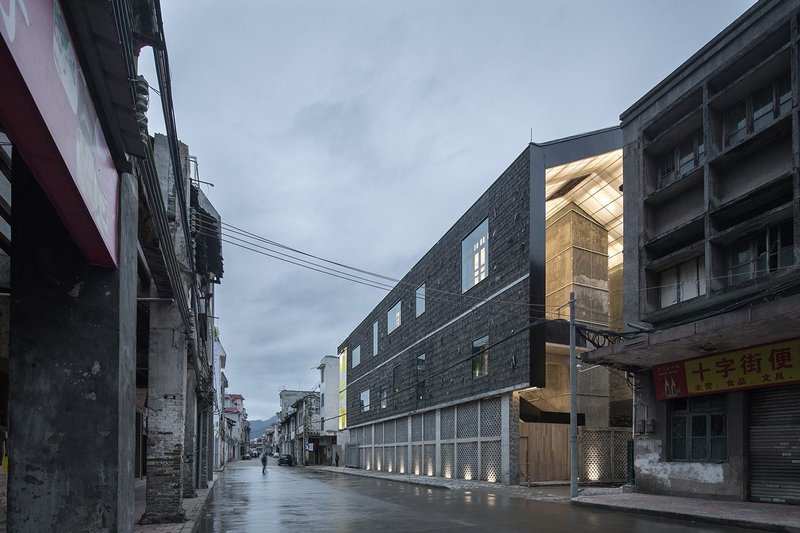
left=670, top=395, right=727, bottom=462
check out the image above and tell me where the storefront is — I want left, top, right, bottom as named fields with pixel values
left=652, top=338, right=799, bottom=504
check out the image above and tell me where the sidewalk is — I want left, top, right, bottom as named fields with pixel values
left=133, top=474, right=217, bottom=533
left=573, top=492, right=800, bottom=533
left=310, top=465, right=585, bottom=502
left=312, top=466, right=800, bottom=531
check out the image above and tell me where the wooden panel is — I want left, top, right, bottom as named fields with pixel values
left=520, top=421, right=569, bottom=481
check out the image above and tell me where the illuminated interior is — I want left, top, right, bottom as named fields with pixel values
left=545, top=149, right=624, bottom=269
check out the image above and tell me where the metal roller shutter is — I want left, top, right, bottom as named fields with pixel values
left=749, top=384, right=800, bottom=505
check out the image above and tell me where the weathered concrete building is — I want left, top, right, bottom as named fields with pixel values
left=338, top=129, right=629, bottom=484
left=585, top=0, right=800, bottom=505
left=0, top=1, right=225, bottom=529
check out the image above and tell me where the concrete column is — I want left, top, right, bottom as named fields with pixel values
left=435, top=410, right=441, bottom=477
left=141, top=299, right=187, bottom=524
left=8, top=155, right=137, bottom=532
left=195, top=409, right=206, bottom=490
left=183, top=365, right=197, bottom=497
left=501, top=392, right=520, bottom=485
left=206, top=408, right=214, bottom=482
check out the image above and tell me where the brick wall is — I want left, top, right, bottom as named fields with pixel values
left=340, top=147, right=532, bottom=427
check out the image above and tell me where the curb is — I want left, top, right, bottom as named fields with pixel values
left=186, top=479, right=215, bottom=533
left=572, top=498, right=797, bottom=533
left=309, top=466, right=456, bottom=490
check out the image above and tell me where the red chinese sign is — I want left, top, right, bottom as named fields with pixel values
left=0, top=0, right=119, bottom=266
left=653, top=338, right=800, bottom=400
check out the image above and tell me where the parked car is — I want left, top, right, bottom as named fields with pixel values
left=278, top=454, right=293, bottom=466
left=242, top=453, right=251, bottom=460
left=272, top=452, right=279, bottom=458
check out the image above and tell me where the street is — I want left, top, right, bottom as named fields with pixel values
left=197, top=459, right=760, bottom=532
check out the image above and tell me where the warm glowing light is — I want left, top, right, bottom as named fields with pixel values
left=486, top=467, right=498, bottom=483
left=463, top=466, right=473, bottom=480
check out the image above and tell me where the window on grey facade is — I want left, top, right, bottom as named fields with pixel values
left=321, top=393, right=324, bottom=408
left=462, top=218, right=489, bottom=293
left=416, top=354, right=426, bottom=401
left=472, top=336, right=489, bottom=378
left=670, top=395, right=727, bottom=462
left=380, top=385, right=388, bottom=409
left=416, top=283, right=426, bottom=317
left=352, top=345, right=361, bottom=367
left=725, top=73, right=792, bottom=147
left=373, top=321, right=378, bottom=355
left=659, top=256, right=706, bottom=308
left=360, top=389, right=370, bottom=412
left=387, top=301, right=401, bottom=334
left=727, top=220, right=794, bottom=285
left=657, top=129, right=705, bottom=188
left=392, top=364, right=401, bottom=394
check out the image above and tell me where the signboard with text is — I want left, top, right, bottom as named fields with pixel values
left=653, top=338, right=800, bottom=400
left=0, top=0, right=119, bottom=266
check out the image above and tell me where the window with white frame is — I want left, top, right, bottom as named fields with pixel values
left=659, top=256, right=706, bottom=308
left=360, top=389, right=370, bottom=412
left=351, top=345, right=361, bottom=367
left=416, top=283, right=426, bottom=317
left=372, top=321, right=378, bottom=355
left=462, top=219, right=489, bottom=293
left=387, top=301, right=401, bottom=334
left=472, top=336, right=489, bottom=378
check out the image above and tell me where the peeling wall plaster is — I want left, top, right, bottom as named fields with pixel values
left=635, top=438, right=724, bottom=488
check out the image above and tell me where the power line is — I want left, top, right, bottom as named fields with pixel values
left=197, top=227, right=541, bottom=323
left=193, top=212, right=560, bottom=311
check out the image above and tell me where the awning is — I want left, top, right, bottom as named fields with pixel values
left=582, top=292, right=800, bottom=371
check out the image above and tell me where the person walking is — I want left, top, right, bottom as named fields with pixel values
left=335, top=452, right=339, bottom=467
left=261, top=451, right=268, bottom=474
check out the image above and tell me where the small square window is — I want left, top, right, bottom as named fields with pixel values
left=387, top=301, right=401, bottom=334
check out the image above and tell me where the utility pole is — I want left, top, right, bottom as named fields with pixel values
left=569, top=291, right=578, bottom=498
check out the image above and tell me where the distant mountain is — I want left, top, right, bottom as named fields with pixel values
left=249, top=415, right=278, bottom=438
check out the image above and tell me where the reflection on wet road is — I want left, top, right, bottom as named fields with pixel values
left=197, top=459, right=758, bottom=532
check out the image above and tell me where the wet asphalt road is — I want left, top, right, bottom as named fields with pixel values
left=197, top=458, right=756, bottom=533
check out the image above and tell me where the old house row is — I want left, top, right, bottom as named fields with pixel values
left=0, top=0, right=234, bottom=530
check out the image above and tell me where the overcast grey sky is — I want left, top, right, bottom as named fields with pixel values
left=141, top=1, right=754, bottom=421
